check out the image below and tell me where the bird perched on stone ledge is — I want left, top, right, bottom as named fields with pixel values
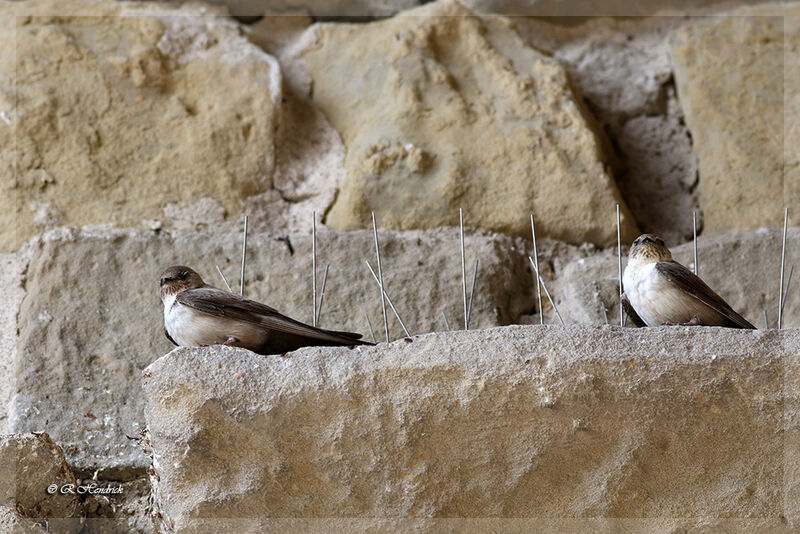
left=622, top=234, right=755, bottom=329
left=159, top=266, right=373, bottom=355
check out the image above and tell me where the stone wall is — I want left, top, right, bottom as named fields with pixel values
left=1, top=0, right=797, bottom=531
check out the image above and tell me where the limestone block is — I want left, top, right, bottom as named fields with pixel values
left=0, top=433, right=84, bottom=534
left=0, top=0, right=281, bottom=252
left=143, top=326, right=797, bottom=529
left=670, top=4, right=799, bottom=236
left=301, top=0, right=638, bottom=246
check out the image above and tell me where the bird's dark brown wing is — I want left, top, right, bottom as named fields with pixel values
left=164, top=328, right=177, bottom=346
left=655, top=261, right=755, bottom=329
left=621, top=292, right=646, bottom=327
left=176, top=287, right=369, bottom=344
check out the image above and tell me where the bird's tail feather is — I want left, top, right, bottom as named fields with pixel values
left=323, top=328, right=364, bottom=340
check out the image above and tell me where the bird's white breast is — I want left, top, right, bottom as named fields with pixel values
left=163, top=293, right=224, bottom=347
left=162, top=293, right=177, bottom=323
left=623, top=259, right=695, bottom=326
left=162, top=291, right=269, bottom=348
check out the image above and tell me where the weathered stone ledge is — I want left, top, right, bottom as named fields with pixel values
left=143, top=325, right=799, bottom=531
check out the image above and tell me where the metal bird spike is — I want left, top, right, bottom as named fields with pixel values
left=531, top=213, right=543, bottom=325
left=466, top=259, right=479, bottom=329
left=764, top=309, right=769, bottom=330
left=240, top=215, right=248, bottom=296
left=460, top=208, right=468, bottom=330
left=365, top=261, right=410, bottom=337
left=364, top=313, right=377, bottom=344
left=314, top=263, right=330, bottom=327
left=780, top=265, right=794, bottom=320
left=616, top=204, right=623, bottom=326
left=778, top=208, right=789, bottom=330
left=312, top=211, right=317, bottom=326
left=372, top=212, right=389, bottom=343
left=215, top=265, right=232, bottom=293
left=693, top=210, right=698, bottom=275
left=528, top=256, right=565, bottom=326
left=442, top=311, right=451, bottom=332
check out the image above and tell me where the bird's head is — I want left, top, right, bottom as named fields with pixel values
left=629, top=234, right=673, bottom=262
left=159, top=266, right=205, bottom=300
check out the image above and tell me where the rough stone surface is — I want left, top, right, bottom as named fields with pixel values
left=614, top=100, right=699, bottom=245
left=81, top=476, right=155, bottom=534
left=0, top=252, right=27, bottom=435
left=143, top=327, right=797, bottom=529
left=301, top=0, right=638, bottom=246
left=241, top=15, right=347, bottom=239
left=516, top=16, right=699, bottom=246
left=461, top=0, right=780, bottom=16
left=786, top=8, right=800, bottom=211
left=154, top=0, right=420, bottom=17
left=0, top=0, right=281, bottom=252
left=552, top=226, right=800, bottom=328
left=670, top=4, right=798, bottom=236
left=516, top=17, right=677, bottom=125
left=0, top=511, right=49, bottom=534
left=9, top=225, right=534, bottom=474
left=152, top=0, right=779, bottom=17
left=246, top=13, right=312, bottom=56
left=0, top=433, right=84, bottom=534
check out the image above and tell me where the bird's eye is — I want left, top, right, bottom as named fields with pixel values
left=180, top=271, right=188, bottom=279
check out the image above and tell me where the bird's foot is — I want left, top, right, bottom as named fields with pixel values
left=223, top=336, right=241, bottom=346
left=663, top=316, right=701, bottom=327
